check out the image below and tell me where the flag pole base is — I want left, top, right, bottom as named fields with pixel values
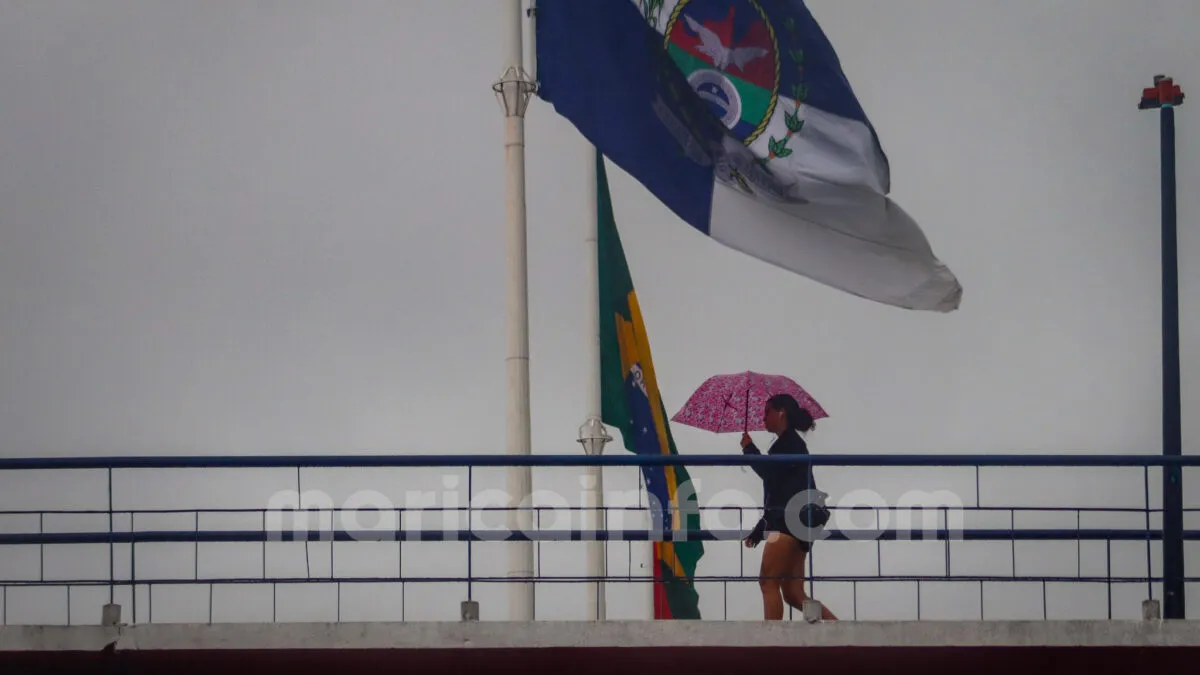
left=461, top=600, right=481, bottom=622
left=1143, top=599, right=1162, bottom=621
left=101, top=603, right=122, bottom=626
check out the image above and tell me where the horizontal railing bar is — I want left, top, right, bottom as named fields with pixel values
left=0, top=453, right=1197, bottom=470
left=0, top=505, right=1176, bottom=516
left=0, top=575, right=1186, bottom=587
left=0, top=528, right=1194, bottom=545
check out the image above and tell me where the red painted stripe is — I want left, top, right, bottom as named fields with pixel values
left=6, top=645, right=1200, bottom=674
left=665, top=16, right=777, bottom=93
left=652, top=544, right=672, bottom=619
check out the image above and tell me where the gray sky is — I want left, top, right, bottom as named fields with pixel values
left=0, top=0, right=1198, bottom=624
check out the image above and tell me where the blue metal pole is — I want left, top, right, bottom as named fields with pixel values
left=1160, top=101, right=1185, bottom=620
left=1140, top=74, right=1185, bottom=619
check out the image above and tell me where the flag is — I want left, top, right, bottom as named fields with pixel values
left=535, top=0, right=962, bottom=312
left=596, top=150, right=704, bottom=620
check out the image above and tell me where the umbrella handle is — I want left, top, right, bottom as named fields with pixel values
left=743, top=386, right=749, bottom=433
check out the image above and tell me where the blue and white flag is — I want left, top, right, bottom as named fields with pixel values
left=535, top=0, right=962, bottom=311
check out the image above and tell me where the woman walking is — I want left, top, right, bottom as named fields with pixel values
left=742, top=393, right=838, bottom=621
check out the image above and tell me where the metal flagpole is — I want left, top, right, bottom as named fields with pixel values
left=493, top=0, right=537, bottom=622
left=1139, top=75, right=1186, bottom=620
left=578, top=150, right=611, bottom=620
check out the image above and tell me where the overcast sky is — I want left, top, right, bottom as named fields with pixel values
left=0, top=0, right=1198, bottom=624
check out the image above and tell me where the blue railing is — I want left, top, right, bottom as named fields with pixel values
left=0, top=453, right=1193, bottom=624
left=1, top=453, right=1196, bottom=468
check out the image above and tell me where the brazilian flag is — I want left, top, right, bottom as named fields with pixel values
left=596, top=150, right=704, bottom=620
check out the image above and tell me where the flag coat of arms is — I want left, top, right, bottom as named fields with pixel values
left=595, top=152, right=704, bottom=620
left=535, top=0, right=962, bottom=312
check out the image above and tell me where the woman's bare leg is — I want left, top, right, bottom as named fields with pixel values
left=782, top=543, right=839, bottom=621
left=758, top=533, right=793, bottom=620
left=781, top=546, right=808, bottom=611
left=820, top=603, right=839, bottom=620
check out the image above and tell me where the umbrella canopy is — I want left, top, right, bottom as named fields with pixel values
left=671, top=371, right=828, bottom=433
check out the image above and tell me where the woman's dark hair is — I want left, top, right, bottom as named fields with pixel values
left=767, top=393, right=815, bottom=433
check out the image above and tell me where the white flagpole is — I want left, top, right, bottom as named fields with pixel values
left=580, top=151, right=608, bottom=620
left=493, top=0, right=536, bottom=622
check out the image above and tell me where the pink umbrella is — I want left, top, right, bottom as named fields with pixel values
left=671, top=371, right=828, bottom=433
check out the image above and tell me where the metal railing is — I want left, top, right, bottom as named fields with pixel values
left=0, top=453, right=1195, bottom=624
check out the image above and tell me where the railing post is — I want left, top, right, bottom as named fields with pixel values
left=130, top=518, right=137, bottom=625
left=103, top=467, right=122, bottom=626
left=467, top=467, right=474, bottom=605
left=107, top=467, right=113, bottom=602
left=1144, top=466, right=1153, bottom=603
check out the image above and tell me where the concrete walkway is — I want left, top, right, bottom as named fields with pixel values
left=4, top=619, right=1200, bottom=652
left=5, top=621, right=1200, bottom=675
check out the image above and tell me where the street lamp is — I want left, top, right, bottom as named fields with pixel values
left=492, top=64, right=537, bottom=118
left=577, top=416, right=612, bottom=456
left=577, top=415, right=611, bottom=620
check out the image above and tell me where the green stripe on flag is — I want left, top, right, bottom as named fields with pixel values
left=666, top=43, right=773, bottom=128
left=596, top=149, right=703, bottom=620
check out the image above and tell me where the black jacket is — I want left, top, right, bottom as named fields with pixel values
left=743, top=429, right=817, bottom=537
